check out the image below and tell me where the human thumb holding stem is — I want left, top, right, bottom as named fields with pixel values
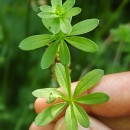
left=29, top=71, right=130, bottom=130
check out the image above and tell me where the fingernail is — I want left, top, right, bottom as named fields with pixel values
left=54, top=117, right=66, bottom=130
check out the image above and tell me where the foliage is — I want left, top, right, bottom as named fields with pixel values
left=19, top=0, right=99, bottom=69
left=19, top=0, right=109, bottom=129
left=33, top=63, right=109, bottom=129
left=111, top=24, right=130, bottom=43
left=0, top=0, right=130, bottom=130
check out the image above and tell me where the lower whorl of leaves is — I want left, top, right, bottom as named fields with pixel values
left=35, top=102, right=66, bottom=126
left=33, top=63, right=109, bottom=130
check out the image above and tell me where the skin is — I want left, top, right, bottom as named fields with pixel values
left=29, top=71, right=130, bottom=130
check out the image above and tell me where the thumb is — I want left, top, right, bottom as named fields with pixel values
left=54, top=116, right=112, bottom=130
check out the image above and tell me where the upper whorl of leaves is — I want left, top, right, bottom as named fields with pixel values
left=19, top=0, right=99, bottom=69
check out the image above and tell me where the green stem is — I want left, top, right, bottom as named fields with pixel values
left=112, top=41, right=124, bottom=69
left=64, top=65, right=72, bottom=100
left=97, top=0, right=128, bottom=39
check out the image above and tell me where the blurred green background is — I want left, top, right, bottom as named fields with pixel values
left=0, top=0, right=130, bottom=129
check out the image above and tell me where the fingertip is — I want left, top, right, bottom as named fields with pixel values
left=54, top=116, right=111, bottom=130
left=54, top=117, right=66, bottom=130
left=29, top=122, right=54, bottom=130
left=34, top=98, right=47, bottom=113
left=34, top=97, right=63, bottom=113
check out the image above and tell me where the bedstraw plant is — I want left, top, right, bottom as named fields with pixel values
left=19, top=0, right=109, bottom=130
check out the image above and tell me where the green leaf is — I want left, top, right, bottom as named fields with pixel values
left=76, top=92, right=109, bottom=105
left=42, top=18, right=52, bottom=32
left=67, top=17, right=72, bottom=22
left=65, top=7, right=81, bottom=17
left=73, top=103, right=89, bottom=128
left=62, top=0, right=75, bottom=12
left=40, top=5, right=53, bottom=13
left=54, top=63, right=68, bottom=94
left=35, top=102, right=66, bottom=126
left=38, top=12, right=58, bottom=19
left=60, top=18, right=72, bottom=34
left=59, top=40, right=70, bottom=66
left=74, top=69, right=104, bottom=97
left=32, top=88, right=64, bottom=98
left=65, top=36, right=98, bottom=53
left=19, top=34, right=54, bottom=51
left=41, top=41, right=59, bottom=69
left=65, top=105, right=78, bottom=130
left=51, top=18, right=60, bottom=34
left=51, top=0, right=62, bottom=9
left=32, top=88, right=65, bottom=104
left=70, top=19, right=99, bottom=35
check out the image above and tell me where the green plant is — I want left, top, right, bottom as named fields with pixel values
left=33, top=63, right=109, bottom=129
left=19, top=0, right=109, bottom=130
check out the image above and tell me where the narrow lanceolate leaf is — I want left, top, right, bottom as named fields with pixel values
left=51, top=18, right=60, bottom=34
left=42, top=18, right=52, bottom=32
left=41, top=41, right=59, bottom=69
left=32, top=88, right=65, bottom=104
left=19, top=34, right=54, bottom=51
left=74, top=69, right=104, bottom=97
left=73, top=103, right=89, bottom=128
left=76, top=92, right=109, bottom=105
left=59, top=40, right=70, bottom=66
left=35, top=103, right=66, bottom=126
left=65, top=7, right=81, bottom=17
left=38, top=12, right=58, bottom=19
left=70, top=19, right=99, bottom=35
left=32, top=88, right=64, bottom=99
left=51, top=0, right=62, bottom=9
left=62, top=0, right=75, bottom=12
left=40, top=5, right=52, bottom=13
left=65, top=105, right=78, bottom=130
left=65, top=36, right=98, bottom=53
left=60, top=19, right=72, bottom=34
left=54, top=63, right=68, bottom=94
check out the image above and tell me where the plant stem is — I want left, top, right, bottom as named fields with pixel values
left=97, top=0, right=128, bottom=39
left=65, top=65, right=72, bottom=100
left=113, top=41, right=124, bottom=69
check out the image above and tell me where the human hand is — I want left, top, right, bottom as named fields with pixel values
left=29, top=71, right=130, bottom=130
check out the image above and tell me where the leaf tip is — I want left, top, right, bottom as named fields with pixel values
left=32, top=91, right=35, bottom=96
left=37, top=13, right=42, bottom=18
left=34, top=117, right=42, bottom=127
left=105, top=94, right=110, bottom=101
left=18, top=44, right=21, bottom=49
left=41, top=61, right=48, bottom=70
left=18, top=43, right=25, bottom=50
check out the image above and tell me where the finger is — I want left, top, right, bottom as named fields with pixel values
left=29, top=122, right=54, bottom=130
left=89, top=71, right=130, bottom=117
left=54, top=116, right=112, bottom=130
left=34, top=71, right=130, bottom=117
left=96, top=116, right=130, bottom=130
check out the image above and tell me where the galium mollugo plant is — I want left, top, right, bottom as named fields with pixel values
left=19, top=0, right=109, bottom=130
left=32, top=63, right=109, bottom=129
left=19, top=0, right=99, bottom=69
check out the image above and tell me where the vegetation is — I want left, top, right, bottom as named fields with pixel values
left=0, top=0, right=130, bottom=129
